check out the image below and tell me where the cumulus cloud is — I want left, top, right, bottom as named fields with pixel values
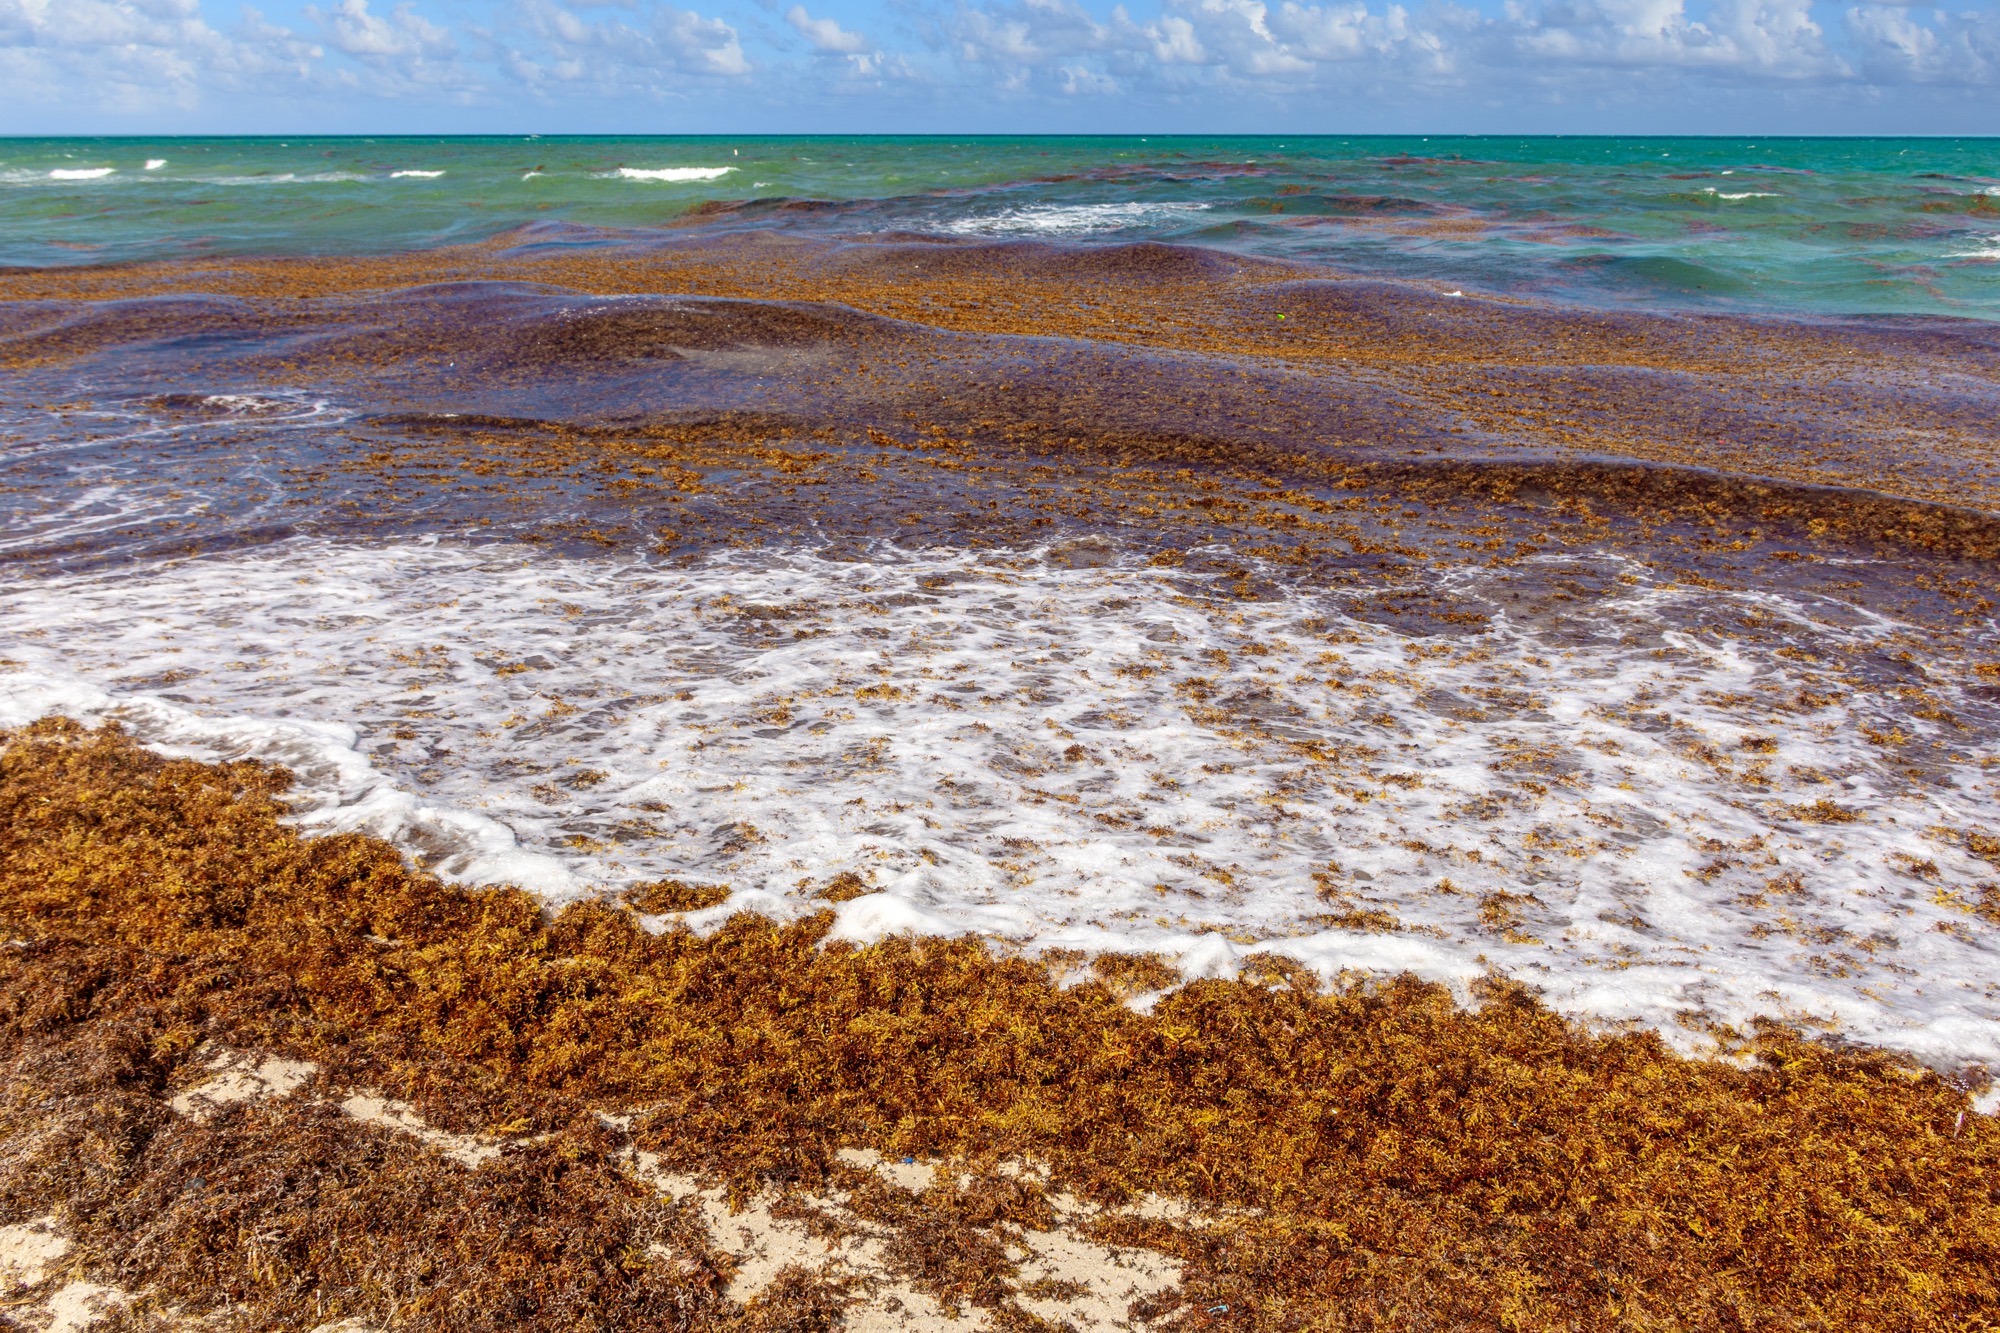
left=1847, top=2, right=1998, bottom=83
left=0, top=0, right=320, bottom=112
left=1060, top=58, right=1121, bottom=86
left=300, top=0, right=479, bottom=93
left=310, top=0, right=454, bottom=59
left=786, top=3, right=870, bottom=50
left=927, top=0, right=1897, bottom=96
left=1504, top=0, right=1845, bottom=79
left=2, top=0, right=1997, bottom=128
left=502, top=0, right=751, bottom=87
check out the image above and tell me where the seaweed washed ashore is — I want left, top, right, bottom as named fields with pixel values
left=3, top=221, right=2000, bottom=1329
left=0, top=719, right=1995, bottom=1333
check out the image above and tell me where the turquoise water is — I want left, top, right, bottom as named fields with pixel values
left=4, top=135, right=1999, bottom=317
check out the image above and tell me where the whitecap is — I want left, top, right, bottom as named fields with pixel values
left=144, top=158, right=166, bottom=171
left=617, top=166, right=734, bottom=182
left=390, top=170, right=445, bottom=179
left=48, top=168, right=114, bottom=181
left=1700, top=187, right=1781, bottom=200
left=941, top=202, right=1211, bottom=237
left=209, top=172, right=365, bottom=186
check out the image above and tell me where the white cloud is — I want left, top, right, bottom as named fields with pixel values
left=1848, top=2, right=1998, bottom=83
left=949, top=0, right=1113, bottom=65
left=786, top=2, right=870, bottom=50
left=310, top=0, right=454, bottom=59
left=0, top=0, right=320, bottom=112
left=504, top=0, right=751, bottom=87
left=1060, top=57, right=1121, bottom=85
left=1145, top=13, right=1205, bottom=60
left=3, top=0, right=1999, bottom=129
left=1270, top=1, right=1407, bottom=62
left=1504, top=0, right=1845, bottom=78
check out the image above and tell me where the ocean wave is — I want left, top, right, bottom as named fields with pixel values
left=48, top=168, right=114, bottom=181
left=390, top=170, right=446, bottom=179
left=0, top=674, right=575, bottom=894
left=144, top=159, right=166, bottom=171
left=940, top=202, right=1213, bottom=237
left=617, top=166, right=735, bottom=182
left=204, top=172, right=368, bottom=186
left=1947, top=233, right=2000, bottom=260
left=5, top=536, right=1997, bottom=1069
left=1701, top=187, right=1782, bottom=200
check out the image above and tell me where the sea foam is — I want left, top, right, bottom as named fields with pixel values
left=943, top=202, right=1212, bottom=236
left=2, top=537, right=1996, bottom=1071
left=617, top=166, right=735, bottom=182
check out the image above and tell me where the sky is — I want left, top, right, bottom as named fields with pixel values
left=1, top=0, right=1996, bottom=135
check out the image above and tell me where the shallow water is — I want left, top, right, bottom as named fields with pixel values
left=4, top=534, right=1998, bottom=1073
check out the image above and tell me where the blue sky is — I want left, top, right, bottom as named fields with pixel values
left=3, top=0, right=1996, bottom=134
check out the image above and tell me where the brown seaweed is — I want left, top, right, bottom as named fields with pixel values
left=0, top=718, right=1995, bottom=1330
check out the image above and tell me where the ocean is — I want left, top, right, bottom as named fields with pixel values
left=3, top=134, right=1999, bottom=1085
left=4, top=134, right=1999, bottom=317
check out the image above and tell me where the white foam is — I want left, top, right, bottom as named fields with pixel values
left=1947, top=233, right=2000, bottom=260
left=942, top=202, right=1211, bottom=237
left=390, top=170, right=445, bottom=179
left=144, top=159, right=166, bottom=171
left=47, top=168, right=113, bottom=181
left=618, top=166, right=734, bottom=182
left=3, top=538, right=1997, bottom=1072
left=204, top=172, right=366, bottom=186
left=1700, top=187, right=1781, bottom=200
left=0, top=670, right=575, bottom=896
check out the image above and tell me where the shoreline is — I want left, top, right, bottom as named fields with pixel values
left=1, top=717, right=1996, bottom=1330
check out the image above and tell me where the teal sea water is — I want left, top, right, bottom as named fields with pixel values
left=4, top=135, right=1998, bottom=318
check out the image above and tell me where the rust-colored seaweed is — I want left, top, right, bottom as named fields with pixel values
left=1, top=718, right=1996, bottom=1330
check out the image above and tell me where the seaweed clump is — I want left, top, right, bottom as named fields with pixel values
left=0, top=717, right=1996, bottom=1330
